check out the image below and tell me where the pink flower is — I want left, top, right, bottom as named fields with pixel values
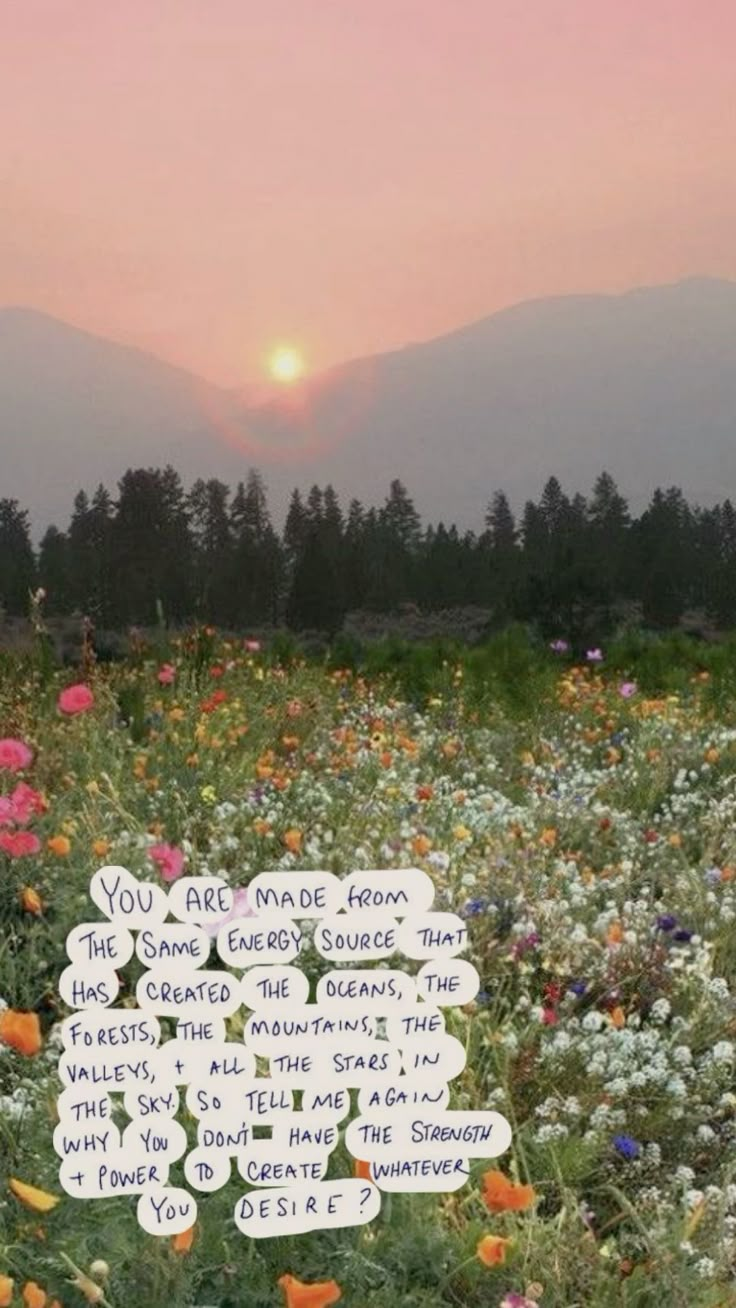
left=244, top=639, right=261, bottom=653
left=204, top=886, right=255, bottom=939
left=149, top=842, right=185, bottom=882
left=619, top=681, right=637, bottom=698
left=0, top=830, right=41, bottom=858
left=157, top=663, right=176, bottom=685
left=58, top=684, right=95, bottom=715
left=586, top=648, right=604, bottom=663
left=0, top=783, right=45, bottom=828
left=0, top=738, right=33, bottom=772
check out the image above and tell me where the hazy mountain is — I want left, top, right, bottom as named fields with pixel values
left=2, top=277, right=736, bottom=535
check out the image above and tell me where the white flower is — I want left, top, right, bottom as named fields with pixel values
left=650, top=998, right=671, bottom=1022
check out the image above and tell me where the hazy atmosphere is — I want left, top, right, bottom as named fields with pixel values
left=3, top=1, right=736, bottom=385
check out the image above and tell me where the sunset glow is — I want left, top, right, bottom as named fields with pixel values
left=2, top=4, right=735, bottom=386
left=269, top=346, right=305, bottom=384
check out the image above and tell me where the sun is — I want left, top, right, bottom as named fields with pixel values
left=268, top=345, right=305, bottom=384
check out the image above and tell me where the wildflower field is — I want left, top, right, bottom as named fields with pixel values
left=2, top=629, right=736, bottom=1308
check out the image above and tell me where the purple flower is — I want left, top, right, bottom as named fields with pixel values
left=512, top=931, right=540, bottom=958
left=612, top=1134, right=641, bottom=1159
left=586, top=647, right=604, bottom=662
left=619, top=681, right=637, bottom=698
left=568, top=979, right=587, bottom=996
left=656, top=914, right=677, bottom=932
left=673, top=928, right=693, bottom=943
left=463, top=897, right=487, bottom=917
left=549, top=639, right=569, bottom=654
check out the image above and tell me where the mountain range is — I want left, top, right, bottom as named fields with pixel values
left=2, top=276, right=736, bottom=536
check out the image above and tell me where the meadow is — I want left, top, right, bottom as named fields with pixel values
left=2, top=626, right=736, bottom=1308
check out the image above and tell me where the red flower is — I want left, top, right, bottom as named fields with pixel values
left=149, top=843, right=185, bottom=882
left=2, top=783, right=45, bottom=828
left=0, top=830, right=41, bottom=858
left=58, top=684, right=94, bottom=715
left=0, top=738, right=33, bottom=772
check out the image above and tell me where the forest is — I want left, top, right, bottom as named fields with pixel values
left=1, top=467, right=734, bottom=640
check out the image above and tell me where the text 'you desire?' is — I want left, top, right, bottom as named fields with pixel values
left=57, top=865, right=512, bottom=1238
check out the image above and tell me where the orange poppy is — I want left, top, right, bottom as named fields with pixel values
left=606, top=921, right=623, bottom=946
left=47, top=835, right=71, bottom=857
left=278, top=1274, right=342, bottom=1308
left=481, top=1169, right=536, bottom=1214
left=353, top=1160, right=372, bottom=1180
left=22, top=1283, right=47, bottom=1308
left=0, top=1276, right=14, bottom=1308
left=171, top=1224, right=196, bottom=1253
left=283, top=829, right=303, bottom=854
left=0, top=1010, right=42, bottom=1057
left=476, top=1234, right=512, bottom=1266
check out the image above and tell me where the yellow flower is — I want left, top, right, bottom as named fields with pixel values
left=453, top=825, right=471, bottom=841
left=47, top=834, right=71, bottom=857
left=9, top=1178, right=60, bottom=1213
left=169, top=706, right=185, bottom=722
left=200, top=785, right=217, bottom=804
left=20, top=886, right=43, bottom=915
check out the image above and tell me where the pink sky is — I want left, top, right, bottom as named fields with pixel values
left=2, top=0, right=736, bottom=386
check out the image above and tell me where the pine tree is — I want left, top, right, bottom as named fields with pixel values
left=0, top=499, right=35, bottom=614
left=38, top=526, right=71, bottom=613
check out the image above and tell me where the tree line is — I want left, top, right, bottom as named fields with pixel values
left=1, top=467, right=735, bottom=639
